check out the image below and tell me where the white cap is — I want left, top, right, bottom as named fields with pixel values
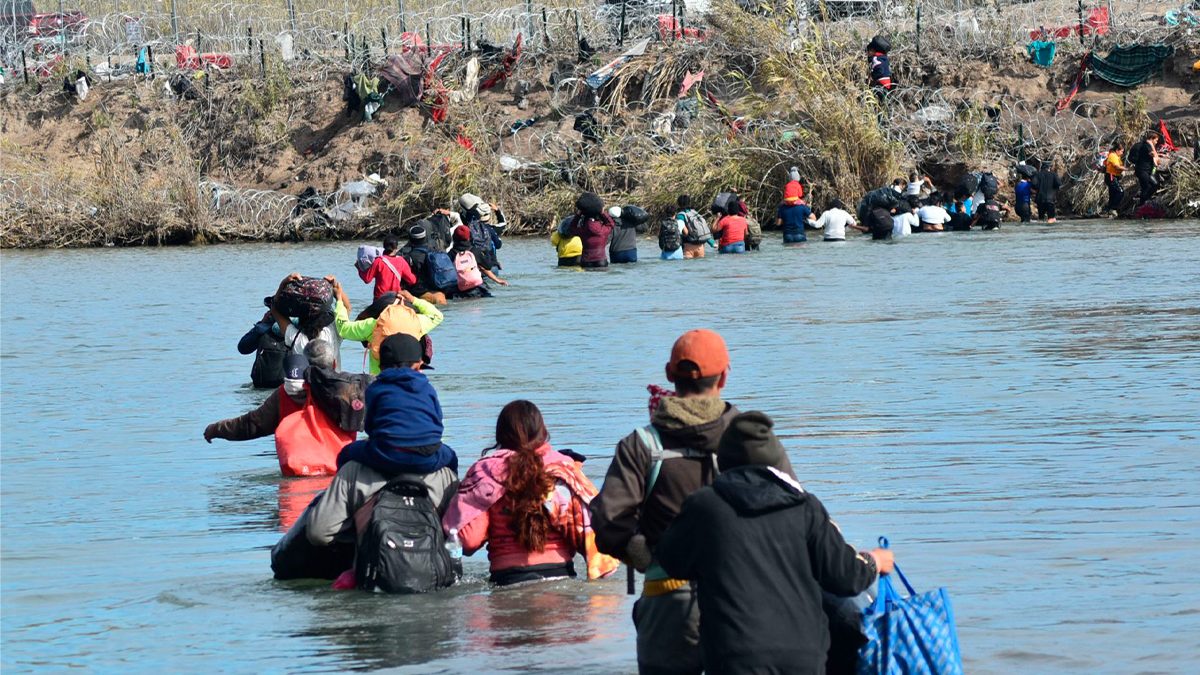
left=608, top=206, right=623, bottom=219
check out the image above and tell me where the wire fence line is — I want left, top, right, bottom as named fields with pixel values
left=3, top=0, right=1194, bottom=74
left=2, top=0, right=1196, bottom=242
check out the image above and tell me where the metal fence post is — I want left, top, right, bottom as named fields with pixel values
left=398, top=0, right=406, bottom=34
left=287, top=0, right=297, bottom=34
left=170, top=0, right=179, bottom=45
left=1077, top=0, right=1086, bottom=46
left=619, top=0, right=627, bottom=47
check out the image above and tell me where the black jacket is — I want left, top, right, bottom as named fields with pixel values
left=656, top=466, right=877, bottom=675
left=1033, top=170, right=1061, bottom=202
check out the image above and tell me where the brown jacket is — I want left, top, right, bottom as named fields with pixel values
left=206, top=387, right=305, bottom=441
left=590, top=396, right=739, bottom=557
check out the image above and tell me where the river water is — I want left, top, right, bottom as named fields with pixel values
left=2, top=222, right=1198, bottom=672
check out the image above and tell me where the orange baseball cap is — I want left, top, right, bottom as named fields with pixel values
left=668, top=329, right=730, bottom=379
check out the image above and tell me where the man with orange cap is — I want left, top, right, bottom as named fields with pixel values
left=591, top=329, right=740, bottom=675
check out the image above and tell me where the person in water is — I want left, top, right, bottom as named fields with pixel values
left=359, top=234, right=416, bottom=300
left=551, top=215, right=584, bottom=267
left=329, top=275, right=443, bottom=375
left=777, top=180, right=815, bottom=243
left=815, top=199, right=864, bottom=241
left=450, top=225, right=509, bottom=295
left=442, top=400, right=619, bottom=586
left=568, top=192, right=616, bottom=269
left=591, top=329, right=741, bottom=675
left=204, top=341, right=362, bottom=476
left=269, top=273, right=344, bottom=366
left=655, top=411, right=895, bottom=675
left=238, top=310, right=286, bottom=389
left=270, top=333, right=459, bottom=581
left=676, top=195, right=711, bottom=259
left=711, top=204, right=748, bottom=254
left=397, top=225, right=448, bottom=305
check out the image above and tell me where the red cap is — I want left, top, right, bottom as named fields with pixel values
left=783, top=180, right=804, bottom=203
left=452, top=224, right=471, bottom=241
left=668, top=329, right=730, bottom=379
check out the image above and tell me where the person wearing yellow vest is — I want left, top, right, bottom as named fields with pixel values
left=328, top=277, right=443, bottom=375
left=590, top=329, right=740, bottom=675
left=1103, top=142, right=1127, bottom=217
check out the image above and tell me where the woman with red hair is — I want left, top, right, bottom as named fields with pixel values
left=443, top=400, right=619, bottom=585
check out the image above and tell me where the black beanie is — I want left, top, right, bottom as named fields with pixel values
left=717, top=411, right=796, bottom=477
left=576, top=192, right=604, bottom=218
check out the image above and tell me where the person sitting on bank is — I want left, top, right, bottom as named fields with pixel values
left=442, top=400, right=620, bottom=586
left=551, top=215, right=584, bottom=267
left=655, top=411, right=895, bottom=675
left=359, top=234, right=416, bottom=300
left=204, top=341, right=363, bottom=476
left=270, top=333, right=458, bottom=581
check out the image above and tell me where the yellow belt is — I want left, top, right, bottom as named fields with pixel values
left=642, top=578, right=689, bottom=597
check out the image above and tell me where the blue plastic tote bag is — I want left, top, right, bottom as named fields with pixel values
left=858, top=538, right=963, bottom=675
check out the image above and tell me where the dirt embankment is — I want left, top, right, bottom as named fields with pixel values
left=2, top=3, right=1199, bottom=248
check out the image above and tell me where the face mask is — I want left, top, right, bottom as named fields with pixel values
left=283, top=379, right=306, bottom=397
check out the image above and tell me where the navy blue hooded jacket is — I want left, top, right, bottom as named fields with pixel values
left=337, top=367, right=457, bottom=475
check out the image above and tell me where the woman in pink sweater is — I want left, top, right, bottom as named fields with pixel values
left=442, top=400, right=618, bottom=585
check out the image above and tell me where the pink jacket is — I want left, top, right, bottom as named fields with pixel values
left=443, top=445, right=576, bottom=572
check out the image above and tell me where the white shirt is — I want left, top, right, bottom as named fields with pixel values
left=906, top=180, right=923, bottom=196
left=284, top=323, right=343, bottom=366
left=892, top=212, right=918, bottom=238
left=917, top=205, right=952, bottom=225
left=816, top=208, right=856, bottom=240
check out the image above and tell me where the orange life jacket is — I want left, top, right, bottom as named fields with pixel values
left=369, top=301, right=423, bottom=362
left=275, top=391, right=355, bottom=477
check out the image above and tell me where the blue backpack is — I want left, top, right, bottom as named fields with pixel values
left=422, top=249, right=459, bottom=291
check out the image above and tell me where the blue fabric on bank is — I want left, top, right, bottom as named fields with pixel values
left=1027, top=40, right=1057, bottom=67
left=857, top=538, right=963, bottom=675
left=336, top=367, right=458, bottom=474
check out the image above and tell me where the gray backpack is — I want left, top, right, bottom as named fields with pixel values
left=680, top=209, right=711, bottom=244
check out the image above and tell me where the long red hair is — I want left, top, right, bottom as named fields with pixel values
left=495, top=400, right=553, bottom=552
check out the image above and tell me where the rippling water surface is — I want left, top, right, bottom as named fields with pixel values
left=3, top=221, right=1199, bottom=672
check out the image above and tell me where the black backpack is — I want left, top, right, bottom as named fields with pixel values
left=355, top=479, right=459, bottom=593
left=250, top=331, right=289, bottom=389
left=425, top=213, right=454, bottom=250
left=659, top=219, right=682, bottom=252
left=979, top=172, right=999, bottom=198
